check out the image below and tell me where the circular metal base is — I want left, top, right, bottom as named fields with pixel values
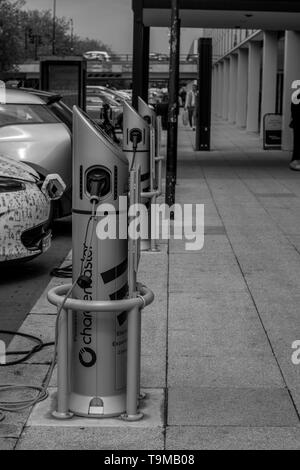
left=52, top=410, right=74, bottom=420
left=139, top=392, right=147, bottom=401
left=120, top=411, right=144, bottom=422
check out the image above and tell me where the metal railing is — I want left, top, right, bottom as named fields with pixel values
left=90, top=54, right=198, bottom=64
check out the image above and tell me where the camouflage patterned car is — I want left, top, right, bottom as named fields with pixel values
left=0, top=154, right=52, bottom=262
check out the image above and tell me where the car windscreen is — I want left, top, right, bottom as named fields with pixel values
left=48, top=101, right=73, bottom=132
left=0, top=104, right=60, bottom=127
left=87, top=96, right=104, bottom=105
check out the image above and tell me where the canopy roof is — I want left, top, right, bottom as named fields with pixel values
left=133, top=0, right=300, bottom=30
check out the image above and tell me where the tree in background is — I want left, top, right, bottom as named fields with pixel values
left=0, top=0, right=113, bottom=71
left=0, top=0, right=25, bottom=71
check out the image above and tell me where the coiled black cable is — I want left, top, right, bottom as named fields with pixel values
left=0, top=330, right=54, bottom=367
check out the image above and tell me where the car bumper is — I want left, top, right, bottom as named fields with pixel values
left=0, top=183, right=51, bottom=262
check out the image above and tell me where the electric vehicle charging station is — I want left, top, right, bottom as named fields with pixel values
left=138, top=97, right=157, bottom=129
left=47, top=106, right=154, bottom=421
left=137, top=98, right=165, bottom=251
left=123, top=101, right=151, bottom=251
left=70, top=107, right=129, bottom=417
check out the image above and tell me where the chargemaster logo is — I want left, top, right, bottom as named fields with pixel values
left=79, top=347, right=97, bottom=368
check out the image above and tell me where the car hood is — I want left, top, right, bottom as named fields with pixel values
left=0, top=153, right=39, bottom=182
left=0, top=123, right=72, bottom=185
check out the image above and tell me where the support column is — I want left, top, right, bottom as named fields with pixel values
left=282, top=31, right=300, bottom=151
left=142, top=26, right=150, bottom=103
left=195, top=37, right=212, bottom=151
left=214, top=65, right=220, bottom=116
left=212, top=66, right=217, bottom=115
left=218, top=61, right=224, bottom=117
left=132, top=0, right=150, bottom=109
left=228, top=54, right=238, bottom=123
left=165, top=0, right=180, bottom=208
left=213, top=64, right=219, bottom=115
left=246, top=42, right=261, bottom=132
left=236, top=48, right=248, bottom=127
left=260, top=32, right=278, bottom=134
left=222, top=58, right=230, bottom=120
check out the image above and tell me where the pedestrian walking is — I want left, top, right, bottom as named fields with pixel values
left=179, top=85, right=187, bottom=108
left=184, top=83, right=198, bottom=130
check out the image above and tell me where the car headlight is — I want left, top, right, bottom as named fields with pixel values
left=0, top=177, right=25, bottom=193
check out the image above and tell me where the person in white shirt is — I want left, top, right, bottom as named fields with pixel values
left=184, top=83, right=198, bottom=130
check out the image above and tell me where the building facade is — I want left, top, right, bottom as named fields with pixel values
left=208, top=28, right=300, bottom=150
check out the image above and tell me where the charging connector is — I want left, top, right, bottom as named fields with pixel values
left=86, top=169, right=110, bottom=204
left=89, top=176, right=107, bottom=204
left=129, top=128, right=142, bottom=171
left=130, top=128, right=142, bottom=151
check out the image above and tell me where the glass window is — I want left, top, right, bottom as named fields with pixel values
left=0, top=104, right=59, bottom=127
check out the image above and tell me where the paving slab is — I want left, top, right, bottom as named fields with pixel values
left=0, top=364, right=49, bottom=438
left=17, top=388, right=165, bottom=450
left=167, top=355, right=284, bottom=388
left=168, top=324, right=276, bottom=357
left=168, top=387, right=299, bottom=427
left=30, top=277, right=69, bottom=315
left=7, top=315, right=55, bottom=365
left=0, top=438, right=17, bottom=450
left=166, top=426, right=300, bottom=450
left=168, top=293, right=261, bottom=333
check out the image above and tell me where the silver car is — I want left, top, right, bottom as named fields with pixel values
left=0, top=89, right=72, bottom=218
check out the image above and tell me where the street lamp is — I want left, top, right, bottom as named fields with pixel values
left=52, top=0, right=56, bottom=55
left=70, top=18, right=74, bottom=53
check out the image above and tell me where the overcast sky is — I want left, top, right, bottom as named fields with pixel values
left=23, top=0, right=134, bottom=53
left=23, top=0, right=203, bottom=55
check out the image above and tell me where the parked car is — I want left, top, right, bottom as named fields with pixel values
left=83, top=51, right=111, bottom=62
left=0, top=89, right=72, bottom=218
left=149, top=52, right=160, bottom=61
left=87, top=85, right=130, bottom=105
left=157, top=53, right=169, bottom=62
left=0, top=154, right=52, bottom=262
left=86, top=87, right=123, bottom=129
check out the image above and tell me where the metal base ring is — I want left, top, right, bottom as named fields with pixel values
left=120, top=412, right=144, bottom=422
left=52, top=410, right=74, bottom=420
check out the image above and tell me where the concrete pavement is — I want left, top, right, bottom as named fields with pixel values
left=2, top=119, right=300, bottom=449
